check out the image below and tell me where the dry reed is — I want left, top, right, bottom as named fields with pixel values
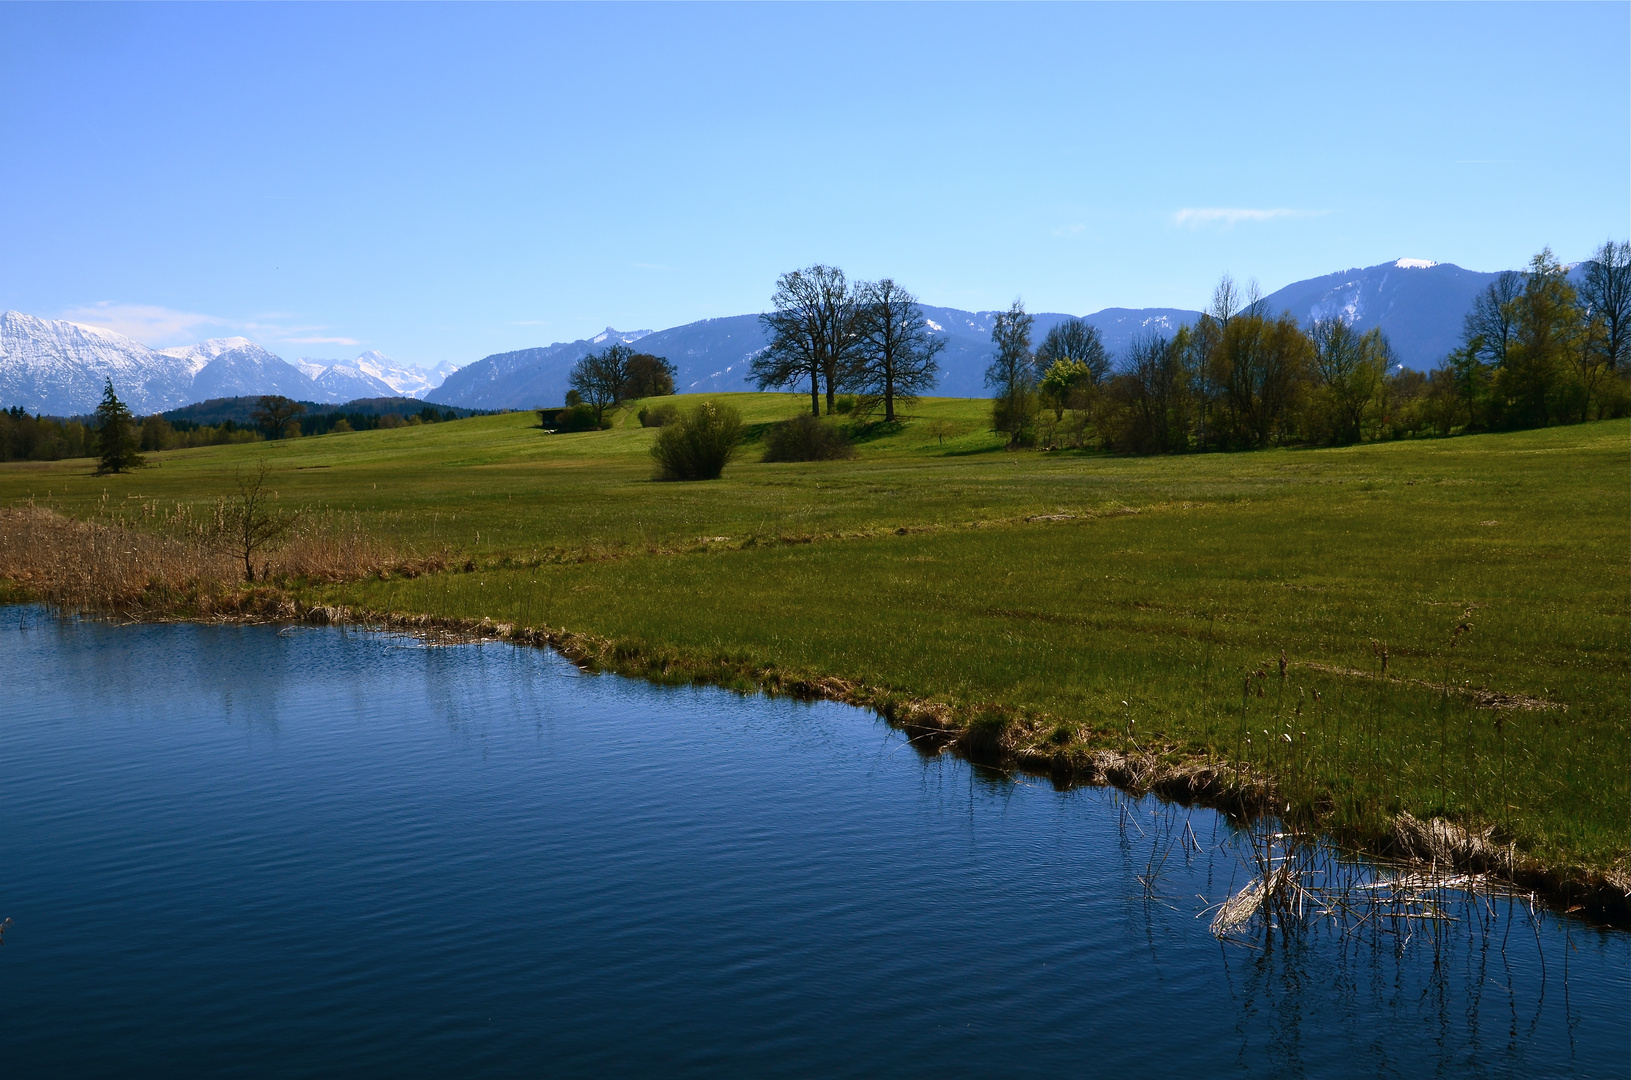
left=0, top=503, right=429, bottom=615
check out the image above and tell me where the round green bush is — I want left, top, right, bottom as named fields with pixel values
left=650, top=401, right=744, bottom=480
left=762, top=413, right=856, bottom=462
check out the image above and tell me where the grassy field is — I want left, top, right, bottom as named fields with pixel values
left=2, top=395, right=1626, bottom=878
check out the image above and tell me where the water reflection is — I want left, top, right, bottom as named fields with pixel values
left=0, top=606, right=1622, bottom=1077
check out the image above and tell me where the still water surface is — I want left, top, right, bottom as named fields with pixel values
left=1, top=608, right=1625, bottom=1076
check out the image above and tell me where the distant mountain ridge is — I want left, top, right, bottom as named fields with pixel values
left=0, top=258, right=1534, bottom=415
left=427, top=259, right=1505, bottom=410
left=1257, top=259, right=1505, bottom=369
left=0, top=312, right=454, bottom=416
left=428, top=306, right=1207, bottom=408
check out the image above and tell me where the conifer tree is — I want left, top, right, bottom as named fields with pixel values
left=94, top=380, right=143, bottom=475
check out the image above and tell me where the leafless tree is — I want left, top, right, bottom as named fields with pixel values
left=985, top=300, right=1036, bottom=444
left=569, top=344, right=633, bottom=423
left=753, top=265, right=862, bottom=416
left=213, top=462, right=301, bottom=582
left=851, top=279, right=944, bottom=422
left=1034, top=318, right=1110, bottom=386
left=1116, top=332, right=1190, bottom=453
left=1463, top=271, right=1524, bottom=368
left=1310, top=317, right=1390, bottom=444
left=1579, top=239, right=1631, bottom=372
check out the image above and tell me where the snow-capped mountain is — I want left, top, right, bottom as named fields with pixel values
left=0, top=311, right=196, bottom=416
left=191, top=344, right=319, bottom=401
left=317, top=365, right=399, bottom=401
left=0, top=313, right=457, bottom=415
left=158, top=337, right=257, bottom=377
left=297, top=350, right=457, bottom=400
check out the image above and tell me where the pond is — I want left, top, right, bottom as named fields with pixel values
left=1, top=607, right=1624, bottom=1076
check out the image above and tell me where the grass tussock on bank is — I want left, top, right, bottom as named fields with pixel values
left=1, top=398, right=1625, bottom=920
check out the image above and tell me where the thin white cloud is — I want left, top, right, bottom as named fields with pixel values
left=53, top=302, right=366, bottom=351
left=57, top=301, right=223, bottom=343
left=1171, top=207, right=1324, bottom=229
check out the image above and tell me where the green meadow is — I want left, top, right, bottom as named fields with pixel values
left=3, top=395, right=1626, bottom=875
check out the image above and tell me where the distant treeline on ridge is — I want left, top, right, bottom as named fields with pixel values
left=751, top=243, right=1630, bottom=453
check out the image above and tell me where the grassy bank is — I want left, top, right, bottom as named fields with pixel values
left=2, top=396, right=1626, bottom=895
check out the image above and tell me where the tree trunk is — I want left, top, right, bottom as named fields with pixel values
left=809, top=367, right=820, bottom=416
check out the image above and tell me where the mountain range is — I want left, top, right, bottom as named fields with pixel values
left=0, top=312, right=455, bottom=416
left=1, top=258, right=1520, bottom=416
left=428, top=259, right=1511, bottom=410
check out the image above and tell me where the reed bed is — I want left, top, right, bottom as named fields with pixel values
left=0, top=503, right=427, bottom=614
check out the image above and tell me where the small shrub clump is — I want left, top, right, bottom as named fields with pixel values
left=638, top=403, right=679, bottom=428
left=541, top=404, right=607, bottom=432
left=762, top=413, right=856, bottom=462
left=651, top=401, right=744, bottom=481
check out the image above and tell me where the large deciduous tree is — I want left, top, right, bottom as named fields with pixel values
left=1579, top=239, right=1631, bottom=390
left=850, top=279, right=943, bottom=422
left=251, top=395, right=305, bottom=440
left=1309, top=317, right=1390, bottom=445
left=1034, top=318, right=1110, bottom=387
left=1110, top=331, right=1191, bottom=453
left=1462, top=271, right=1524, bottom=369
left=753, top=265, right=862, bottom=416
left=1211, top=310, right=1310, bottom=448
left=623, top=353, right=677, bottom=398
left=1498, top=248, right=1582, bottom=427
left=569, top=343, right=633, bottom=423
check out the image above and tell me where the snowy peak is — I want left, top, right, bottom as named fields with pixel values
left=590, top=327, right=652, bottom=346
left=0, top=310, right=195, bottom=415
left=1394, top=258, right=1439, bottom=270
left=295, top=350, right=452, bottom=399
left=158, top=337, right=255, bottom=375
left=191, top=345, right=316, bottom=402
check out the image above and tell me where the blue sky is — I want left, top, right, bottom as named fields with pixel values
left=1, top=2, right=1626, bottom=368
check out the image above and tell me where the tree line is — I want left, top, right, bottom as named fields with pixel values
left=10, top=385, right=470, bottom=473
left=986, top=241, right=1630, bottom=453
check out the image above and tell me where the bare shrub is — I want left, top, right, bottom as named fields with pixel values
left=211, top=463, right=300, bottom=582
